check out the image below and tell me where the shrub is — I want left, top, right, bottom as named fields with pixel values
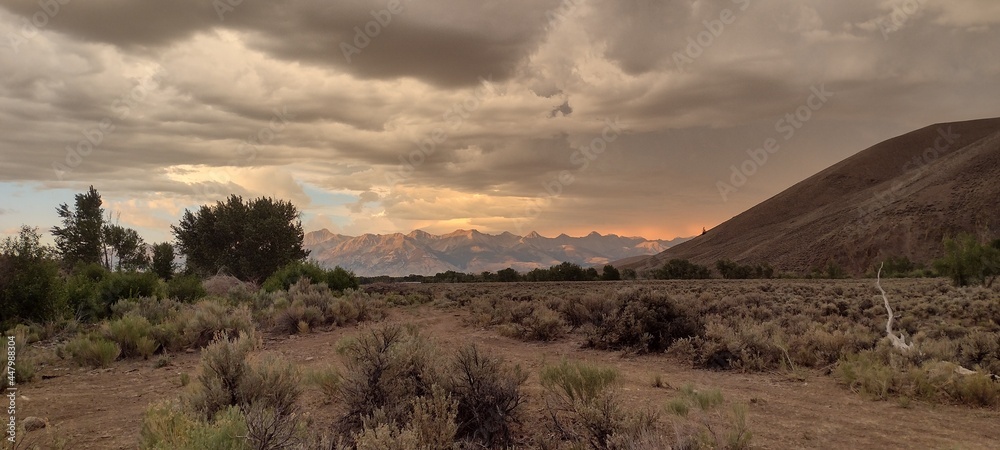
left=698, top=317, right=786, bottom=372
left=585, top=287, right=703, bottom=353
left=664, top=385, right=752, bottom=450
left=957, top=331, right=1000, bottom=371
left=100, top=271, right=163, bottom=306
left=271, top=282, right=387, bottom=334
left=140, top=401, right=250, bottom=450
left=103, top=314, right=156, bottom=358
left=327, top=265, right=361, bottom=292
left=167, top=274, right=207, bottom=302
left=187, top=330, right=261, bottom=419
left=0, top=226, right=64, bottom=325
left=520, top=305, right=568, bottom=341
left=112, top=296, right=183, bottom=325
left=336, top=326, right=443, bottom=435
left=263, top=261, right=359, bottom=293
left=5, top=330, right=37, bottom=383
left=273, top=303, right=324, bottom=335
left=64, top=263, right=111, bottom=321
left=354, top=384, right=458, bottom=450
left=239, top=355, right=303, bottom=449
left=202, top=275, right=254, bottom=297
left=450, top=345, right=527, bottom=446
left=62, top=336, right=121, bottom=368
left=540, top=360, right=630, bottom=449
left=306, top=365, right=342, bottom=404
left=834, top=350, right=1000, bottom=407
left=180, top=300, right=255, bottom=349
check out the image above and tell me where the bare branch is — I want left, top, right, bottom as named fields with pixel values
left=877, top=262, right=913, bottom=352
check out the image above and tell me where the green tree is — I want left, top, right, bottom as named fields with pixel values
left=600, top=264, right=621, bottom=281
left=102, top=223, right=148, bottom=271
left=654, top=259, right=711, bottom=280
left=497, top=267, right=520, bottom=282
left=150, top=242, right=176, bottom=280
left=551, top=262, right=587, bottom=281
left=0, top=226, right=64, bottom=324
left=172, top=195, right=309, bottom=282
left=934, top=234, right=1000, bottom=287
left=51, top=185, right=104, bottom=267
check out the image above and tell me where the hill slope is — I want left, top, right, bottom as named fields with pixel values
left=624, top=118, right=1000, bottom=274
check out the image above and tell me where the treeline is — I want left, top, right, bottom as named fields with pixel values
left=382, top=233, right=1000, bottom=285
left=361, top=262, right=635, bottom=284
left=0, top=186, right=357, bottom=328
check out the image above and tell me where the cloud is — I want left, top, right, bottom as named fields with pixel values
left=0, top=0, right=998, bottom=240
left=0, top=0, right=564, bottom=88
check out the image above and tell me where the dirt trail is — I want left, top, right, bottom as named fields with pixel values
left=18, top=305, right=1000, bottom=449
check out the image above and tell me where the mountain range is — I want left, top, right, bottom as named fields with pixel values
left=304, top=229, right=689, bottom=277
left=618, top=118, right=1000, bottom=275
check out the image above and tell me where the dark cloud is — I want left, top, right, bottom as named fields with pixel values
left=0, top=0, right=999, bottom=239
left=0, top=0, right=563, bottom=88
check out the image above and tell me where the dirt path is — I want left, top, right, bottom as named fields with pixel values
left=18, top=305, right=1000, bottom=449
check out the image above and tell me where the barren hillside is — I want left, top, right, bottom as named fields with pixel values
left=624, top=118, right=1000, bottom=274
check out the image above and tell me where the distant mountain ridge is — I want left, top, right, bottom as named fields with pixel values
left=619, top=118, right=1000, bottom=274
left=304, top=229, right=690, bottom=276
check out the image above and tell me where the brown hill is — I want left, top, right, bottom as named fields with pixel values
left=623, top=118, right=1000, bottom=274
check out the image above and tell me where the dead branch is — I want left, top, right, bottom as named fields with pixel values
left=877, top=262, right=913, bottom=352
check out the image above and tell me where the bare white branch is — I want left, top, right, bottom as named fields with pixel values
left=877, top=262, right=913, bottom=352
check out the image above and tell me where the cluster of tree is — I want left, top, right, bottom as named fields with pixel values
left=934, top=234, right=1000, bottom=287
left=0, top=186, right=350, bottom=327
left=715, top=260, right=775, bottom=279
left=51, top=186, right=154, bottom=272
left=651, top=259, right=712, bottom=280
left=359, top=263, right=636, bottom=284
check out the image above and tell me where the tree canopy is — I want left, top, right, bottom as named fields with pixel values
left=172, top=195, right=309, bottom=281
left=52, top=185, right=104, bottom=267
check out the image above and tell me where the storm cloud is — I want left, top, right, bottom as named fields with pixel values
left=1, top=0, right=998, bottom=240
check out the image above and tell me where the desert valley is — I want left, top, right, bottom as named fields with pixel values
left=1, top=1, right=1000, bottom=449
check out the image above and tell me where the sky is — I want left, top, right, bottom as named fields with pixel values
left=1, top=0, right=999, bottom=243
